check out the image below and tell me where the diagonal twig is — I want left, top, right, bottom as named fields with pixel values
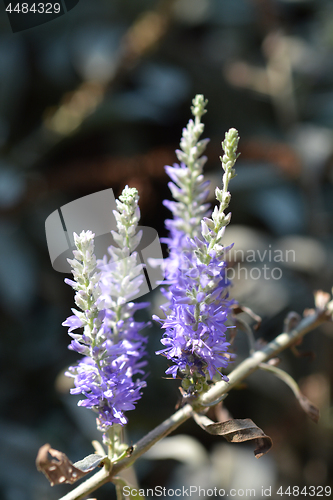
left=57, top=307, right=330, bottom=500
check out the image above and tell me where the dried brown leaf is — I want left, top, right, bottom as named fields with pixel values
left=232, top=304, right=262, bottom=330
left=36, top=444, right=107, bottom=486
left=193, top=414, right=272, bottom=458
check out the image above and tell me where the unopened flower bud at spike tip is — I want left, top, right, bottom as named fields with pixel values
left=221, top=128, right=240, bottom=177
left=191, top=94, right=208, bottom=119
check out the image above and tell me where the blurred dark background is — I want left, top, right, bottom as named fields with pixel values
left=0, top=0, right=333, bottom=498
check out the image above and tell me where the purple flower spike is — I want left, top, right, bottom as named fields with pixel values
left=63, top=187, right=149, bottom=444
left=155, top=95, right=240, bottom=393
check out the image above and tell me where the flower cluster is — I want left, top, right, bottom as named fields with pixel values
left=61, top=94, right=239, bottom=439
left=63, top=187, right=148, bottom=440
left=155, top=100, right=240, bottom=393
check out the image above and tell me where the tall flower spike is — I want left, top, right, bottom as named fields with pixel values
left=156, top=121, right=240, bottom=394
left=162, top=94, right=211, bottom=280
left=63, top=187, right=149, bottom=445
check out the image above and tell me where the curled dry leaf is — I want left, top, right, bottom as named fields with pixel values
left=193, top=414, right=272, bottom=459
left=36, top=444, right=107, bottom=486
left=232, top=304, right=262, bottom=330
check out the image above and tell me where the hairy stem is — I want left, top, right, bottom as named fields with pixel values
left=58, top=308, right=329, bottom=500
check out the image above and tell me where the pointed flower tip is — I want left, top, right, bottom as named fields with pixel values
left=62, top=315, right=83, bottom=331
left=152, top=315, right=163, bottom=324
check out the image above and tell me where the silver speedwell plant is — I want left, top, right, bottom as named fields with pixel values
left=36, top=95, right=333, bottom=500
